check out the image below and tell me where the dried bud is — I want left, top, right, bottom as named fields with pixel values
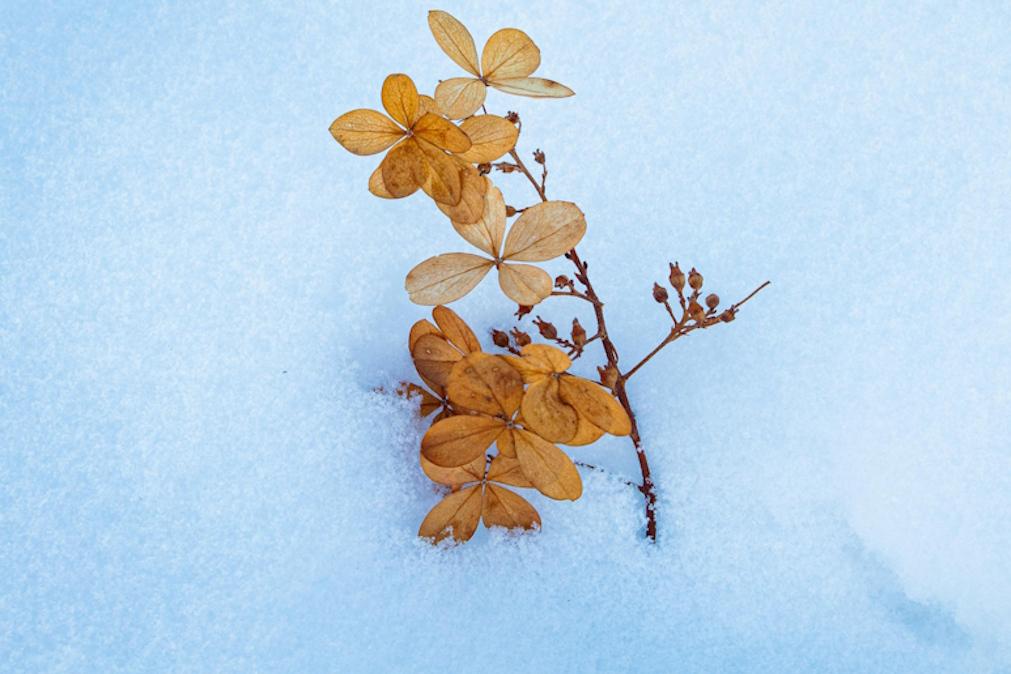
left=687, top=300, right=705, bottom=322
left=534, top=316, right=557, bottom=340
left=597, top=364, right=619, bottom=389
left=477, top=162, right=492, bottom=175
left=571, top=318, right=587, bottom=347
left=554, top=275, right=573, bottom=290
left=497, top=163, right=516, bottom=174
left=720, top=310, right=736, bottom=323
left=669, top=262, right=685, bottom=292
left=491, top=329, right=510, bottom=348
left=688, top=267, right=703, bottom=291
left=705, top=293, right=720, bottom=310
left=510, top=328, right=531, bottom=347
left=533, top=149, right=546, bottom=164
left=652, top=282, right=669, bottom=303
left=505, top=111, right=520, bottom=124
left=515, top=305, right=533, bottom=319
left=505, top=205, right=517, bottom=217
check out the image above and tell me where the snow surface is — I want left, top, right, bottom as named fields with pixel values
left=2, top=1, right=1010, bottom=672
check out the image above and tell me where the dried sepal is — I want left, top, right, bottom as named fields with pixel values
left=508, top=344, right=572, bottom=383
left=420, top=452, right=485, bottom=486
left=329, top=109, right=405, bottom=156
left=482, top=28, right=540, bottom=81
left=412, top=112, right=472, bottom=153
left=445, top=352, right=523, bottom=417
left=411, top=332, right=463, bottom=392
left=380, top=139, right=424, bottom=198
left=482, top=483, right=540, bottom=531
left=434, top=77, right=488, bottom=120
left=418, top=484, right=483, bottom=543
left=405, top=253, right=494, bottom=305
left=415, top=138, right=464, bottom=205
left=421, top=414, right=506, bottom=467
left=418, top=94, right=442, bottom=118
left=368, top=163, right=395, bottom=198
left=558, top=375, right=631, bottom=436
left=381, top=73, right=421, bottom=128
left=488, top=77, right=575, bottom=98
left=428, top=10, right=481, bottom=77
left=497, top=262, right=553, bottom=306
left=437, top=165, right=487, bottom=225
left=502, top=201, right=587, bottom=262
left=564, top=413, right=607, bottom=447
left=457, top=116, right=519, bottom=164
left=450, top=183, right=506, bottom=257
left=486, top=454, right=533, bottom=488
left=520, top=377, right=578, bottom=443
left=510, top=428, right=582, bottom=501
left=409, top=318, right=441, bottom=351
left=432, top=305, right=481, bottom=354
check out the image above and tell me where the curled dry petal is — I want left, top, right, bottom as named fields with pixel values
left=520, top=377, right=578, bottom=443
left=434, top=77, right=487, bottom=120
left=418, top=484, right=483, bottom=543
left=368, top=163, right=395, bottom=198
left=405, top=253, right=494, bottom=305
left=457, top=115, right=519, bottom=163
left=408, top=318, right=441, bottom=352
left=412, top=112, right=472, bottom=153
left=432, top=305, right=481, bottom=354
left=446, top=352, right=523, bottom=417
left=420, top=452, right=485, bottom=487
left=381, top=73, right=419, bottom=129
left=428, top=10, right=481, bottom=77
left=498, top=262, right=553, bottom=306
left=482, top=484, right=540, bottom=531
left=482, top=28, right=540, bottom=81
left=510, top=428, right=582, bottom=501
left=421, top=414, right=506, bottom=467
left=490, top=77, right=574, bottom=98
left=558, top=375, right=632, bottom=436
left=503, top=201, right=587, bottom=262
left=411, top=332, right=462, bottom=392
left=329, top=109, right=404, bottom=156
left=437, top=165, right=487, bottom=225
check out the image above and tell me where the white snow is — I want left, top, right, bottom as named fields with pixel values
left=2, top=2, right=1009, bottom=672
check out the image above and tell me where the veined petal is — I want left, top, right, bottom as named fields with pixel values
left=381, top=73, right=419, bottom=129
left=512, top=428, right=582, bottom=501
left=421, top=414, right=506, bottom=467
left=520, top=377, right=578, bottom=443
left=428, top=10, right=481, bottom=77
left=379, top=139, right=422, bottom=198
left=490, top=77, right=574, bottom=98
left=329, top=109, right=404, bottom=156
left=412, top=112, right=472, bottom=153
left=446, top=352, right=523, bottom=417
left=418, top=485, right=483, bottom=544
left=434, top=77, right=487, bottom=120
left=415, top=138, right=464, bottom=206
left=497, top=262, right=552, bottom=306
left=437, top=165, right=487, bottom=225
left=451, top=183, right=506, bottom=257
left=482, top=483, right=540, bottom=532
left=482, top=28, right=540, bottom=80
left=405, top=252, right=494, bottom=305
left=457, top=115, right=519, bottom=163
left=503, top=201, right=586, bottom=262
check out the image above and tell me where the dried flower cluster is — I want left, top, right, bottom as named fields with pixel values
left=331, top=10, right=768, bottom=544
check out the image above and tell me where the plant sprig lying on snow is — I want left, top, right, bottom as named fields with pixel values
left=331, top=9, right=769, bottom=544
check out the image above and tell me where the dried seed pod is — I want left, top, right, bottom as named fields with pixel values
left=515, top=305, right=533, bottom=319
left=505, top=205, right=517, bottom=217
left=720, top=310, right=736, bottom=323
left=652, top=282, right=669, bottom=303
left=688, top=300, right=705, bottom=322
left=571, top=318, right=587, bottom=347
left=533, top=149, right=546, bottom=164
left=554, top=275, right=572, bottom=289
left=491, top=329, right=510, bottom=348
left=688, top=267, right=703, bottom=291
left=669, top=262, right=685, bottom=292
left=705, top=293, right=720, bottom=310
left=534, top=316, right=558, bottom=340
left=477, top=162, right=492, bottom=175
left=510, top=328, right=532, bottom=347
left=597, top=364, right=619, bottom=389
left=505, top=111, right=520, bottom=124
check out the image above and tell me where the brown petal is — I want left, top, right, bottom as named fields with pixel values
left=437, top=165, right=487, bottom=226
left=450, top=183, right=506, bottom=257
left=381, top=73, right=419, bottom=129
left=421, top=414, right=506, bottom=467
left=418, top=484, right=483, bottom=544
left=502, top=201, right=587, bottom=262
left=518, top=344, right=571, bottom=375
left=497, top=262, right=552, bottom=306
left=329, top=109, right=404, bottom=156
left=446, top=352, right=523, bottom=417
left=411, top=332, right=462, bottom=393
left=415, top=138, right=464, bottom=206
left=380, top=139, right=423, bottom=198
left=558, top=375, right=632, bottom=436
left=420, top=452, right=485, bottom=487
left=457, top=115, right=519, bottom=163
left=428, top=10, right=481, bottom=77
left=368, top=162, right=395, bottom=198
left=408, top=319, right=442, bottom=352
left=490, top=77, right=574, bottom=98
left=520, top=378, right=578, bottom=443
left=482, top=483, right=540, bottom=532
left=487, top=451, right=533, bottom=488
left=434, top=77, right=487, bottom=120
left=405, top=253, right=493, bottom=305
left=432, top=305, right=481, bottom=354
left=417, top=94, right=443, bottom=119
left=482, top=28, right=540, bottom=80
left=412, top=112, right=472, bottom=153
left=512, top=428, right=582, bottom=501
left=564, top=413, right=606, bottom=446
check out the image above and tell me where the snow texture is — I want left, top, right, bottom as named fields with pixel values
left=2, top=1, right=1010, bottom=672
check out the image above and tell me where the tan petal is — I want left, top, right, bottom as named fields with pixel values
left=518, top=344, right=571, bottom=375
left=512, top=428, right=582, bottom=501
left=450, top=183, right=506, bottom=257
left=490, top=77, right=574, bottom=98
left=412, top=112, right=472, bottom=153
left=482, top=28, right=540, bottom=80
left=457, top=115, right=519, bottom=163
left=329, top=109, right=404, bottom=156
left=428, top=10, right=481, bottom=77
left=381, top=73, right=419, bottom=129
left=398, top=382, right=443, bottom=417
left=482, top=483, right=540, bottom=531
left=408, top=318, right=441, bottom=352
left=380, top=140, right=423, bottom=198
left=421, top=414, right=506, bottom=467
left=415, top=138, right=464, bottom=206
left=558, top=375, right=632, bottom=436
left=432, top=305, right=482, bottom=354
left=503, top=201, right=587, bottom=262
left=498, top=262, right=552, bottom=306
left=564, top=413, right=606, bottom=446
left=487, top=452, right=533, bottom=488
left=434, top=77, right=487, bottom=120
left=496, top=429, right=516, bottom=458
left=368, top=162, right=394, bottom=198
left=411, top=332, right=462, bottom=391
left=405, top=253, right=493, bottom=305
left=420, top=452, right=485, bottom=487
left=437, top=165, right=487, bottom=225
left=418, top=484, right=483, bottom=544
left=520, top=378, right=578, bottom=443
left=446, top=352, right=523, bottom=417
left=418, top=94, right=443, bottom=119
